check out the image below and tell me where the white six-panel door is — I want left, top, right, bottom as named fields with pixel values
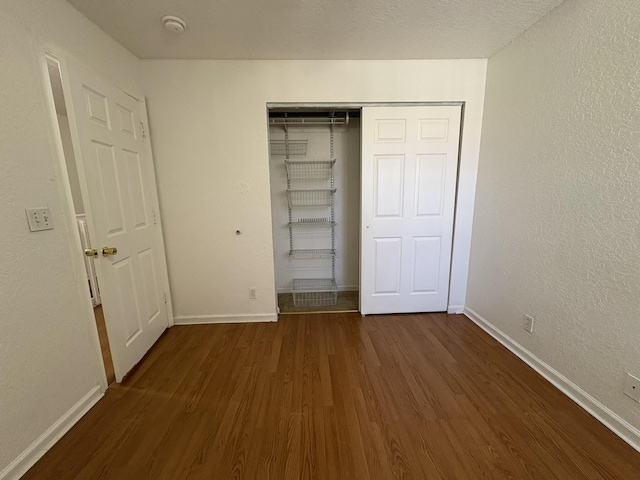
left=360, top=106, right=461, bottom=315
left=64, top=58, right=171, bottom=381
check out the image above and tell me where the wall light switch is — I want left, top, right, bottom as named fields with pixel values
left=26, top=207, right=54, bottom=232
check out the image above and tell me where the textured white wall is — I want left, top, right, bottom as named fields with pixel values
left=269, top=122, right=361, bottom=292
left=142, top=60, right=487, bottom=320
left=467, top=0, right=640, bottom=429
left=0, top=0, right=142, bottom=474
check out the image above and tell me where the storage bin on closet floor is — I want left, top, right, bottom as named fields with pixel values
left=292, top=278, right=338, bottom=307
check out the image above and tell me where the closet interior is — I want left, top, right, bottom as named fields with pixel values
left=268, top=109, right=361, bottom=313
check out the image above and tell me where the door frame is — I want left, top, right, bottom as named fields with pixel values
left=39, top=50, right=174, bottom=391
left=266, top=101, right=465, bottom=314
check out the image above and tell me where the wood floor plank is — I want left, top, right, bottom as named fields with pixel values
left=93, top=305, right=116, bottom=385
left=21, top=312, right=640, bottom=479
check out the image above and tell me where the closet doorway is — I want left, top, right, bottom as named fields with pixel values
left=268, top=109, right=361, bottom=314
left=268, top=103, right=463, bottom=316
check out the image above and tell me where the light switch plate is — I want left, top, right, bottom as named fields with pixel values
left=26, top=207, right=54, bottom=232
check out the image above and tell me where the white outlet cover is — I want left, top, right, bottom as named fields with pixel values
left=524, top=314, right=535, bottom=333
left=624, top=373, right=640, bottom=402
left=26, top=207, right=54, bottom=232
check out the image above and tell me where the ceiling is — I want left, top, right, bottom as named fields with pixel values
left=67, top=0, right=564, bottom=60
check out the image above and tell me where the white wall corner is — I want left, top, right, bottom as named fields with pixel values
left=0, top=386, right=103, bottom=480
left=463, top=307, right=640, bottom=454
left=173, top=313, right=278, bottom=325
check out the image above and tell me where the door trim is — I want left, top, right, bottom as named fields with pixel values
left=268, top=101, right=464, bottom=109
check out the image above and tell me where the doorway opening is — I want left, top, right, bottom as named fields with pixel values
left=46, top=57, right=116, bottom=385
left=268, top=108, right=361, bottom=314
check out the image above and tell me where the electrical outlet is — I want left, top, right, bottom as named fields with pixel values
left=524, top=314, right=535, bottom=334
left=26, top=207, right=54, bottom=232
left=624, top=374, right=640, bottom=402
left=249, top=288, right=256, bottom=300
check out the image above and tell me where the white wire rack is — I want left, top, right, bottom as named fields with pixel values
left=289, top=218, right=336, bottom=228
left=270, top=115, right=349, bottom=127
left=270, top=139, right=308, bottom=156
left=285, top=160, right=335, bottom=180
left=273, top=114, right=341, bottom=309
left=287, top=189, right=336, bottom=207
left=289, top=248, right=336, bottom=259
left=292, top=278, right=338, bottom=306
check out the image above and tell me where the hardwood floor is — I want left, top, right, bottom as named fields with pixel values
left=23, top=313, right=640, bottom=479
left=94, top=305, right=115, bottom=385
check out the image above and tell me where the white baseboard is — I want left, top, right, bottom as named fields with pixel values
left=174, top=313, right=278, bottom=325
left=0, top=386, right=103, bottom=480
left=447, top=304, right=464, bottom=314
left=464, top=307, right=640, bottom=454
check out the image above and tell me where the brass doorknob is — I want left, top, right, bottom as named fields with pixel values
left=102, top=246, right=118, bottom=256
left=84, top=248, right=98, bottom=257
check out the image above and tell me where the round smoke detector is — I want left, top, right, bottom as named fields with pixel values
left=162, top=15, right=187, bottom=34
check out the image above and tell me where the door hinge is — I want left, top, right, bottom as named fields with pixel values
left=163, top=292, right=168, bottom=307
left=140, top=122, right=147, bottom=138
left=152, top=208, right=158, bottom=225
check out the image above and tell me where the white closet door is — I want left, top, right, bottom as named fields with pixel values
left=360, top=106, right=461, bottom=315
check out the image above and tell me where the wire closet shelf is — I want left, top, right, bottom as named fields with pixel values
left=289, top=248, right=336, bottom=259
left=289, top=218, right=336, bottom=228
left=270, top=139, right=308, bottom=156
left=285, top=160, right=335, bottom=180
left=287, top=189, right=336, bottom=208
left=269, top=114, right=350, bottom=127
left=273, top=110, right=346, bottom=307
